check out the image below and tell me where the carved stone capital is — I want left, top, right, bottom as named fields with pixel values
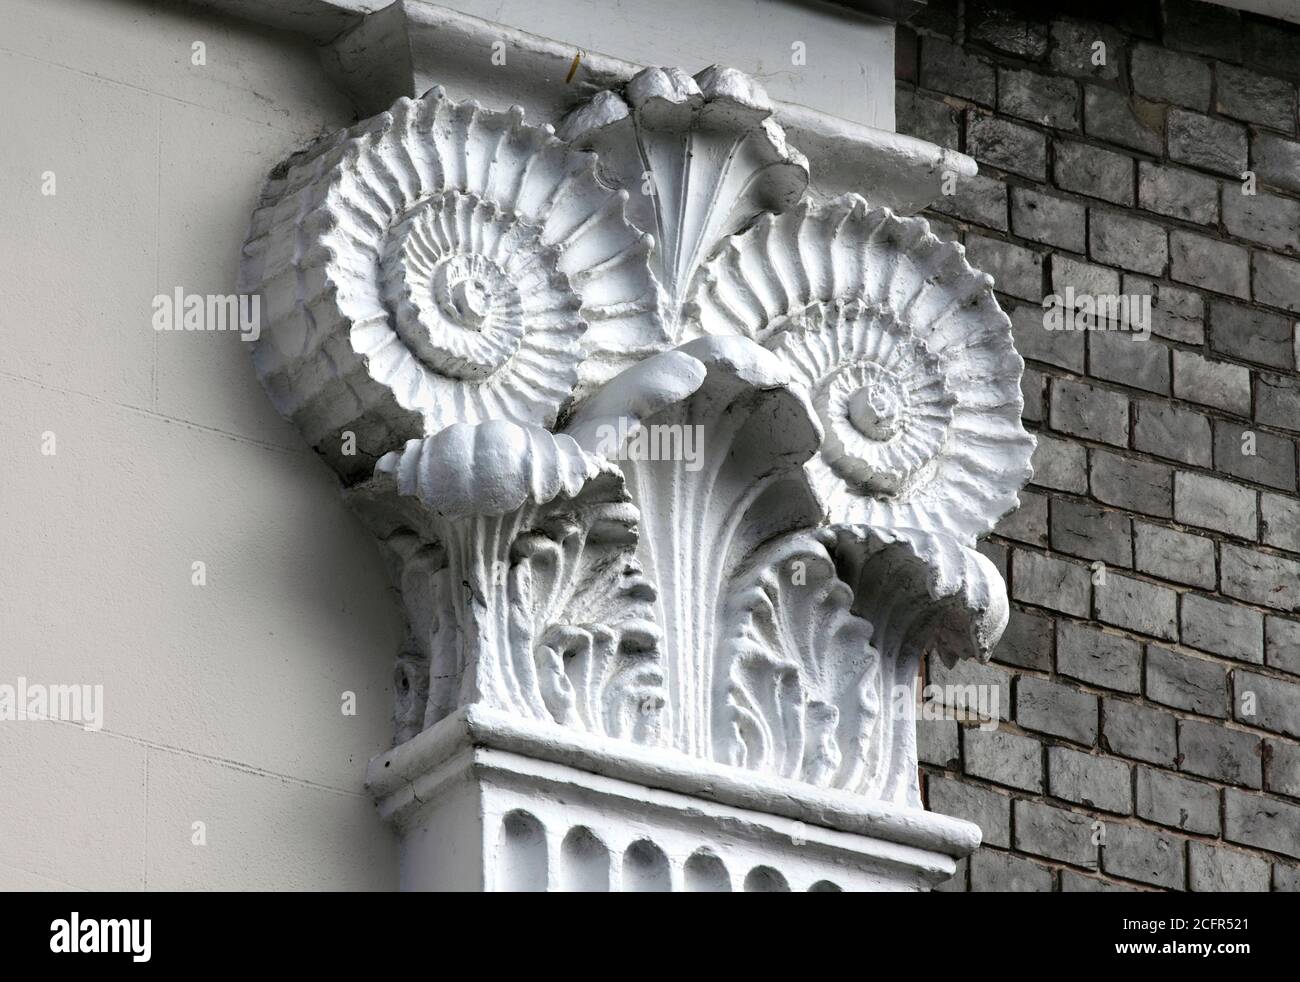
left=240, top=58, right=1034, bottom=891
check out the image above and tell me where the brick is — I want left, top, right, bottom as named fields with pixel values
left=1221, top=543, right=1300, bottom=612
left=1050, top=254, right=1119, bottom=299
left=896, top=88, right=961, bottom=150
left=1179, top=718, right=1262, bottom=787
left=1102, top=823, right=1186, bottom=889
left=1125, top=275, right=1204, bottom=345
left=1146, top=643, right=1229, bottom=716
left=1213, top=421, right=1297, bottom=492
left=1022, top=366, right=1045, bottom=423
left=1091, top=449, right=1171, bottom=517
left=927, top=775, right=1011, bottom=848
left=933, top=855, right=967, bottom=892
left=1011, top=188, right=1084, bottom=251
left=1168, top=109, right=1248, bottom=176
left=1130, top=44, right=1211, bottom=109
left=969, top=2, right=1048, bottom=59
left=1089, top=210, right=1167, bottom=277
left=1181, top=593, right=1264, bottom=664
left=1058, top=621, right=1142, bottom=692
left=918, top=717, right=960, bottom=767
left=1253, top=132, right=1300, bottom=195
left=1084, top=86, right=1162, bottom=155
left=1050, top=19, right=1121, bottom=81
left=1008, top=554, right=1088, bottom=621
left=1262, top=493, right=1300, bottom=552
left=1277, top=864, right=1300, bottom=890
left=1060, top=871, right=1140, bottom=892
left=1254, top=252, right=1300, bottom=314
left=963, top=727, right=1043, bottom=791
left=1211, top=300, right=1294, bottom=370
left=1133, top=400, right=1211, bottom=467
left=1235, top=671, right=1300, bottom=739
left=1053, top=139, right=1133, bottom=205
left=966, top=234, right=1043, bottom=301
left=1225, top=789, right=1300, bottom=859
left=1050, top=499, right=1132, bottom=568
left=996, top=489, right=1047, bottom=547
left=1135, top=766, right=1220, bottom=834
left=1049, top=746, right=1132, bottom=813
left=993, top=607, right=1053, bottom=671
left=1030, top=432, right=1088, bottom=493
left=1258, top=374, right=1300, bottom=432
left=978, top=539, right=1008, bottom=580
left=1133, top=521, right=1216, bottom=589
left=1267, top=616, right=1300, bottom=675
left=998, top=68, right=1077, bottom=130
left=967, top=113, right=1046, bottom=181
left=1189, top=842, right=1270, bottom=891
left=1244, top=19, right=1300, bottom=81
left=1137, top=162, right=1218, bottom=225
left=927, top=653, right=1011, bottom=722
left=1265, top=738, right=1300, bottom=797
left=910, top=0, right=958, bottom=37
left=1223, top=189, right=1300, bottom=252
left=1103, top=698, right=1177, bottom=765
left=896, top=26, right=918, bottom=84
left=1216, top=64, right=1296, bottom=132
left=1010, top=303, right=1082, bottom=370
left=1174, top=470, right=1257, bottom=537
left=920, top=36, right=995, bottom=106
left=931, top=171, right=1008, bottom=230
left=1050, top=378, right=1128, bottom=447
left=1088, top=331, right=1168, bottom=394
left=1017, top=675, right=1098, bottom=744
left=1014, top=798, right=1098, bottom=867
left=970, top=849, right=1053, bottom=891
left=1095, top=572, right=1178, bottom=640
left=1170, top=230, right=1250, bottom=298
left=1163, top=0, right=1242, bottom=62
left=1172, top=350, right=1251, bottom=416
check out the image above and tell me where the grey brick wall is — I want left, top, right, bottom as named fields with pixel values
left=900, top=0, right=1300, bottom=892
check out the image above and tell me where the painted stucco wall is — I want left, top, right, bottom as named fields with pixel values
left=0, top=0, right=899, bottom=891
left=0, top=0, right=401, bottom=890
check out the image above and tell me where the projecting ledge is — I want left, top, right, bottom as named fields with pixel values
left=365, top=707, right=981, bottom=892
left=320, top=0, right=976, bottom=215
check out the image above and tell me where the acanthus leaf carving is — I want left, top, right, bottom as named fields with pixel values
left=347, top=420, right=667, bottom=746
left=566, top=335, right=825, bottom=759
left=717, top=530, right=880, bottom=793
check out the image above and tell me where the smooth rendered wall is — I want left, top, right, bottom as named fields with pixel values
left=436, top=0, right=896, bottom=129
left=0, top=0, right=899, bottom=891
left=0, top=0, right=400, bottom=890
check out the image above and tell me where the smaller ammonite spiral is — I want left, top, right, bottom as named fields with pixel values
left=379, top=193, right=554, bottom=383
left=775, top=300, right=958, bottom=500
left=690, top=195, right=1035, bottom=541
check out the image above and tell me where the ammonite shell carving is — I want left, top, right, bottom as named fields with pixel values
left=690, top=194, right=1035, bottom=540
left=239, top=88, right=666, bottom=480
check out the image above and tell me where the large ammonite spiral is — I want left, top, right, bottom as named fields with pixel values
left=239, top=89, right=663, bottom=479
left=689, top=194, right=1035, bottom=540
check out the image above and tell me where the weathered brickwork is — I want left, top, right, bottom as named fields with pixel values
left=901, top=0, right=1300, bottom=892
